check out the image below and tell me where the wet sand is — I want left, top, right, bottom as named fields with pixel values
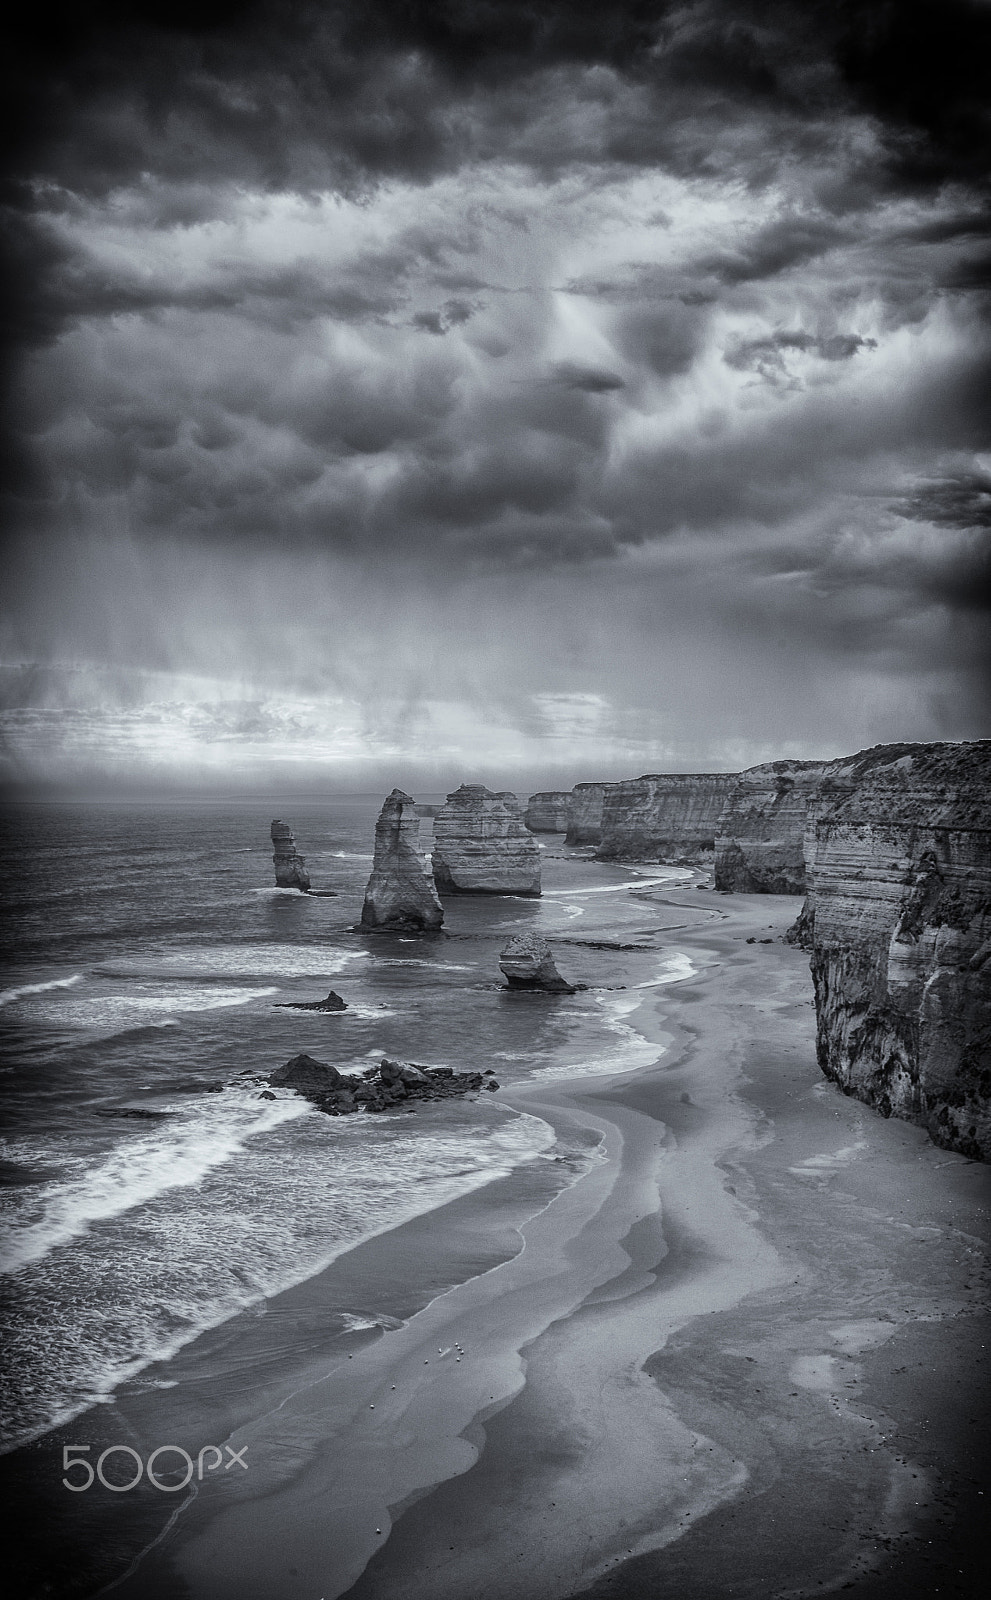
left=9, top=888, right=989, bottom=1598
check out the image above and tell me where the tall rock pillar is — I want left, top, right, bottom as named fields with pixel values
left=361, top=790, right=444, bottom=931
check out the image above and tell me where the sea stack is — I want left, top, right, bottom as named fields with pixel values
left=499, top=934, right=576, bottom=992
left=432, top=786, right=541, bottom=896
left=360, top=789, right=444, bottom=932
left=565, top=782, right=611, bottom=847
left=271, top=820, right=311, bottom=891
left=799, top=741, right=991, bottom=1160
left=525, top=791, right=572, bottom=833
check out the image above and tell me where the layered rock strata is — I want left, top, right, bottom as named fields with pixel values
left=499, top=934, right=576, bottom=992
left=596, top=773, right=739, bottom=862
left=799, top=741, right=991, bottom=1160
left=360, top=790, right=444, bottom=931
left=524, top=791, right=572, bottom=832
left=565, top=782, right=611, bottom=847
left=270, top=820, right=311, bottom=891
left=714, top=760, right=833, bottom=893
left=432, top=786, right=540, bottom=895
left=269, top=1053, right=497, bottom=1115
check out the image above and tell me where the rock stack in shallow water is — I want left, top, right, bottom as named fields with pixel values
left=797, top=741, right=991, bottom=1160
left=499, top=934, right=576, bottom=992
left=596, top=773, right=739, bottom=862
left=271, top=820, right=311, bottom=891
left=269, top=1053, right=496, bottom=1114
left=714, top=760, right=833, bottom=894
left=360, top=790, right=444, bottom=931
left=432, top=786, right=540, bottom=895
left=525, top=791, right=572, bottom=832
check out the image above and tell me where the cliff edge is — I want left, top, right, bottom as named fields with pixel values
left=802, top=741, right=990, bottom=1160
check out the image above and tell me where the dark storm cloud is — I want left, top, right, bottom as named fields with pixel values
left=2, top=1, right=990, bottom=790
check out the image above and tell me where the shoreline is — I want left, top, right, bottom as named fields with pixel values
left=7, top=887, right=988, bottom=1599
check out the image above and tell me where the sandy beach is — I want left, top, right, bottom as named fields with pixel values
left=7, top=886, right=989, bottom=1600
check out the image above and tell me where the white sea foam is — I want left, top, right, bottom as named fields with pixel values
left=0, top=975, right=84, bottom=1008
left=95, top=946, right=370, bottom=980
left=0, top=1089, right=310, bottom=1274
left=32, top=987, right=280, bottom=1036
left=542, top=869, right=686, bottom=898
left=636, top=953, right=697, bottom=987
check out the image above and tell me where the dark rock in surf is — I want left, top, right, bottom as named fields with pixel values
left=274, top=990, right=348, bottom=1012
left=268, top=1052, right=496, bottom=1115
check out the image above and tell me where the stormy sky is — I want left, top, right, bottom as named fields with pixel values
left=2, top=0, right=989, bottom=796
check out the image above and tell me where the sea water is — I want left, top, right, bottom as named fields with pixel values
left=0, top=799, right=696, bottom=1453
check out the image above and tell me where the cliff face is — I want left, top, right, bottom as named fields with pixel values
left=803, top=742, right=991, bottom=1160
left=360, top=789, right=444, bottom=931
left=525, top=791, right=572, bottom=832
left=565, top=782, right=611, bottom=847
left=270, top=820, right=310, bottom=891
left=432, top=786, right=541, bottom=895
left=714, top=761, right=832, bottom=893
left=596, top=774, right=739, bottom=862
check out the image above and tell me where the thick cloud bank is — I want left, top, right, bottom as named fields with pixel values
left=2, top=1, right=989, bottom=792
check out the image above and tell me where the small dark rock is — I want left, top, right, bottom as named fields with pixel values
left=274, top=990, right=348, bottom=1012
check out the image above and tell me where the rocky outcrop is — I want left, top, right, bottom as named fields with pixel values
left=269, top=1053, right=498, bottom=1115
left=432, top=786, right=540, bottom=896
left=800, top=741, right=991, bottom=1161
left=596, top=773, right=739, bottom=862
left=274, top=990, right=347, bottom=1012
left=360, top=790, right=444, bottom=931
left=565, top=782, right=611, bottom=847
left=271, top=820, right=311, bottom=891
left=499, top=934, right=577, bottom=992
left=714, top=761, right=833, bottom=893
left=525, top=791, right=572, bottom=832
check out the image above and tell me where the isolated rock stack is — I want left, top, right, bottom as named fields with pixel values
left=499, top=934, right=576, bottom=992
left=271, top=820, right=311, bottom=891
left=433, top=786, right=541, bottom=895
left=360, top=789, right=444, bottom=931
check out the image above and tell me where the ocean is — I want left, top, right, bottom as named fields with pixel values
left=0, top=798, right=696, bottom=1459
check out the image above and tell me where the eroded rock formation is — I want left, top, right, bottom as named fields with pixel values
left=269, top=1053, right=497, bottom=1115
left=271, top=820, right=311, bottom=891
left=499, top=933, right=577, bottom=992
left=565, top=782, right=611, bottom=847
left=714, top=761, right=832, bottom=894
left=360, top=790, right=444, bottom=931
left=799, top=741, right=991, bottom=1160
left=274, top=990, right=347, bottom=1012
left=596, top=774, right=739, bottom=862
left=525, top=791, right=572, bottom=832
left=432, top=786, right=540, bottom=896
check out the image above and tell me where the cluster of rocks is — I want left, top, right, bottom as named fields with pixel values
left=269, top=1053, right=498, bottom=1115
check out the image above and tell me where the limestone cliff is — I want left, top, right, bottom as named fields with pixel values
left=360, top=790, right=444, bottom=931
left=596, top=774, right=739, bottom=862
left=565, top=782, right=611, bottom=847
left=714, top=761, right=832, bottom=894
left=801, top=741, right=991, bottom=1160
left=525, top=791, right=572, bottom=833
left=432, top=786, right=541, bottom=896
left=270, top=820, right=311, bottom=891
